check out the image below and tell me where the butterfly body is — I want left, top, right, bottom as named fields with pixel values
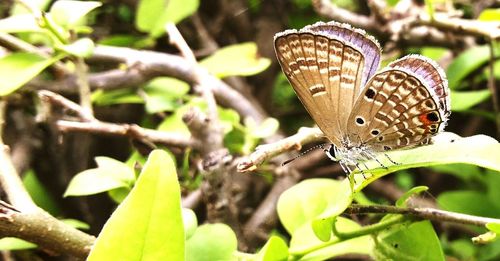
left=274, top=21, right=450, bottom=173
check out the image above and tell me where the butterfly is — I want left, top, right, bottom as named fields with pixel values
left=274, top=21, right=450, bottom=174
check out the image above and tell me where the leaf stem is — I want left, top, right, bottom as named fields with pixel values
left=290, top=215, right=407, bottom=258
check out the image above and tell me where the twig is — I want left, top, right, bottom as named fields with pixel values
left=416, top=13, right=500, bottom=40
left=57, top=120, right=198, bottom=148
left=39, top=90, right=96, bottom=122
left=346, top=204, right=500, bottom=227
left=0, top=101, right=37, bottom=213
left=38, top=90, right=198, bottom=148
left=166, top=23, right=197, bottom=64
left=237, top=127, right=325, bottom=172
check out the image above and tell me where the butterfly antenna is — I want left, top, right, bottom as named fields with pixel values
left=282, top=143, right=328, bottom=166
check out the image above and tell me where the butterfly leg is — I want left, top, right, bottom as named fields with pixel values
left=354, top=161, right=367, bottom=179
left=384, top=153, right=401, bottom=165
left=363, top=151, right=388, bottom=170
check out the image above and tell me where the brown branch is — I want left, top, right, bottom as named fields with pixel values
left=237, top=127, right=325, bottom=172
left=0, top=100, right=95, bottom=258
left=0, top=203, right=95, bottom=259
left=57, top=120, right=198, bottom=148
left=38, top=90, right=197, bottom=149
left=346, top=204, right=500, bottom=227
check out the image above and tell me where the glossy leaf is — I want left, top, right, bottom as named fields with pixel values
left=136, top=0, right=199, bottom=37
left=183, top=208, right=198, bottom=239
left=64, top=156, right=135, bottom=197
left=277, top=179, right=352, bottom=236
left=289, top=217, right=372, bottom=260
left=486, top=223, right=500, bottom=234
left=59, top=37, right=95, bottom=58
left=395, top=186, right=429, bottom=207
left=88, top=150, right=184, bottom=261
left=353, top=133, right=500, bottom=192
left=451, top=89, right=491, bottom=111
left=0, top=14, right=42, bottom=33
left=0, top=52, right=63, bottom=96
left=61, top=219, right=90, bottom=230
left=23, top=170, right=61, bottom=215
left=143, top=77, right=190, bottom=113
left=374, top=220, right=444, bottom=261
left=478, top=8, right=500, bottom=21
left=437, top=191, right=500, bottom=218
left=447, top=46, right=490, bottom=89
left=254, top=236, right=288, bottom=261
left=0, top=238, right=36, bottom=250
left=49, top=0, right=102, bottom=29
left=186, top=224, right=237, bottom=261
left=91, top=88, right=143, bottom=106
left=200, top=42, right=271, bottom=78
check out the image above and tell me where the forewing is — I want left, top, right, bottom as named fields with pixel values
left=274, top=21, right=381, bottom=144
left=346, top=55, right=449, bottom=151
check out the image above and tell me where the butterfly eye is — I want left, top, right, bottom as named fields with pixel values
left=383, top=146, right=392, bottom=151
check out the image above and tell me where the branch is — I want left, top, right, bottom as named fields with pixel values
left=38, top=90, right=197, bottom=149
left=0, top=100, right=95, bottom=258
left=0, top=203, right=95, bottom=258
left=237, top=127, right=325, bottom=172
left=346, top=204, right=500, bottom=227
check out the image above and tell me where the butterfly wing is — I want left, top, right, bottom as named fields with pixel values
left=346, top=55, right=450, bottom=151
left=274, top=21, right=381, bottom=145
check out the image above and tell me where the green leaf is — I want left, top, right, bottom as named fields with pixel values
left=0, top=238, right=37, bottom=250
left=437, top=191, right=500, bottom=217
left=352, top=133, right=500, bottom=193
left=49, top=0, right=102, bottom=29
left=420, top=47, right=448, bottom=61
left=88, top=150, right=184, bottom=261
left=374, top=220, right=444, bottom=261
left=254, top=236, right=288, bottom=261
left=23, top=170, right=61, bottom=216
left=289, top=217, right=372, bottom=260
left=395, top=186, right=428, bottom=207
left=451, top=89, right=491, bottom=111
left=486, top=223, right=500, bottom=234
left=447, top=239, right=476, bottom=260
left=61, top=218, right=90, bottom=230
left=136, top=0, right=199, bottom=38
left=91, top=88, right=143, bottom=106
left=447, top=46, right=490, bottom=89
left=98, top=35, right=153, bottom=48
left=479, top=9, right=500, bottom=21
left=200, top=42, right=271, bottom=78
left=157, top=97, right=207, bottom=136
left=64, top=156, right=135, bottom=197
left=183, top=208, right=198, bottom=239
left=108, top=187, right=131, bottom=203
left=186, top=224, right=237, bottom=261
left=143, top=77, right=190, bottom=113
left=59, top=37, right=95, bottom=58
left=486, top=170, right=500, bottom=210
left=429, top=163, right=483, bottom=181
left=0, top=52, right=63, bottom=96
left=277, top=179, right=352, bottom=236
left=0, top=14, right=42, bottom=33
